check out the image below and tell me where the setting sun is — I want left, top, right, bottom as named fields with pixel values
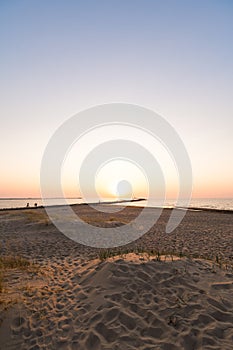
left=95, top=159, right=148, bottom=200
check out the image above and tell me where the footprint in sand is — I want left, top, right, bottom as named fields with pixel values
left=122, top=291, right=135, bottom=301
left=211, top=282, right=233, bottom=290
left=118, top=311, right=137, bottom=331
left=103, top=307, right=119, bottom=323
left=141, top=326, right=164, bottom=339
left=11, top=316, right=26, bottom=329
left=95, top=321, right=118, bottom=343
left=107, top=293, right=122, bottom=303
left=85, top=331, right=101, bottom=350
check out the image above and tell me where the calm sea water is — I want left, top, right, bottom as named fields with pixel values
left=0, top=198, right=83, bottom=209
left=131, top=198, right=233, bottom=211
left=0, top=198, right=232, bottom=211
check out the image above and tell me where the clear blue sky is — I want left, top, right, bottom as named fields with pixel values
left=0, top=0, right=233, bottom=197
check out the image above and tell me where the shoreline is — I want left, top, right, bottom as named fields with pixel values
left=0, top=200, right=233, bottom=214
left=0, top=198, right=146, bottom=212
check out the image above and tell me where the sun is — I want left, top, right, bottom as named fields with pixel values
left=95, top=159, right=148, bottom=200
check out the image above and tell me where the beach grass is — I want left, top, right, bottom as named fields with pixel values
left=0, top=256, right=31, bottom=270
left=0, top=255, right=39, bottom=294
left=98, top=247, right=175, bottom=262
left=23, top=209, right=50, bottom=225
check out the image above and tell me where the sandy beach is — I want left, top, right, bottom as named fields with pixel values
left=0, top=205, right=233, bottom=349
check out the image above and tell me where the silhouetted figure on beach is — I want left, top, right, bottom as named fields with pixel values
left=26, top=203, right=29, bottom=208
left=34, top=203, right=37, bottom=208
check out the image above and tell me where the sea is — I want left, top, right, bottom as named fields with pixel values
left=0, top=198, right=232, bottom=211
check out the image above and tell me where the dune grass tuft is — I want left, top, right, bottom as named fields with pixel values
left=23, top=210, right=50, bottom=225
left=0, top=256, right=38, bottom=293
left=0, top=255, right=31, bottom=269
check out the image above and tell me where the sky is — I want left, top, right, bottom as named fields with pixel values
left=0, top=0, right=233, bottom=199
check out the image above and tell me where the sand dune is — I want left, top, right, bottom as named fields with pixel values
left=1, top=256, right=233, bottom=349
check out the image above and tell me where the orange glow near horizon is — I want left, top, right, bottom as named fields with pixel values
left=1, top=167, right=233, bottom=200
left=1, top=184, right=233, bottom=199
left=1, top=174, right=233, bottom=199
left=1, top=164, right=232, bottom=199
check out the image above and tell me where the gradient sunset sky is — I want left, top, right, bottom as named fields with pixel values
left=1, top=0, right=233, bottom=199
